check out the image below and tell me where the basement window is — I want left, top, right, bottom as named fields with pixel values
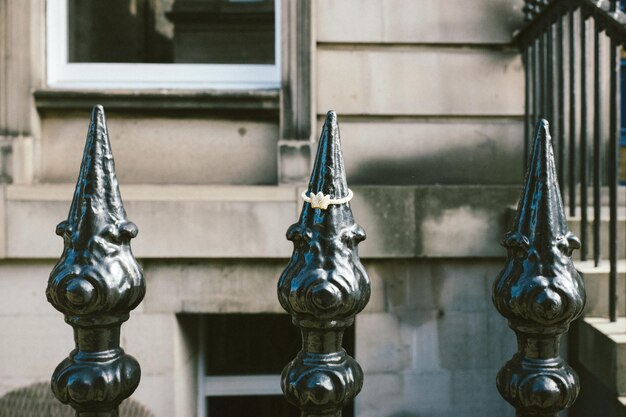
left=46, top=0, right=280, bottom=89
left=198, top=314, right=355, bottom=417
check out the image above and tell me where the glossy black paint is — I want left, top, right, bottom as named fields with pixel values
left=46, top=106, right=145, bottom=417
left=493, top=120, right=586, bottom=417
left=593, top=22, right=602, bottom=267
left=556, top=16, right=565, bottom=197
left=515, top=0, right=626, bottom=49
left=609, top=37, right=619, bottom=321
left=568, top=10, right=577, bottom=218
left=580, top=13, right=589, bottom=261
left=278, top=111, right=370, bottom=417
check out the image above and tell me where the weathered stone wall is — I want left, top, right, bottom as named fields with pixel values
left=0, top=257, right=518, bottom=417
left=0, top=0, right=527, bottom=416
left=314, top=0, right=525, bottom=186
left=0, top=184, right=522, bottom=416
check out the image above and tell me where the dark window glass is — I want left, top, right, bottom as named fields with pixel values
left=203, top=313, right=356, bottom=375
left=67, top=0, right=275, bottom=64
left=203, top=314, right=299, bottom=375
left=202, top=314, right=356, bottom=417
left=207, top=395, right=299, bottom=417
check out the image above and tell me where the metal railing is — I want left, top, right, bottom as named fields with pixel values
left=46, top=106, right=146, bottom=417
left=493, top=120, right=586, bottom=417
left=516, top=0, right=626, bottom=321
left=45, top=107, right=370, bottom=417
left=278, top=111, right=370, bottom=417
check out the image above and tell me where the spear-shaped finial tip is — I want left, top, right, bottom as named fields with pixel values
left=63, top=105, right=127, bottom=243
left=307, top=110, right=348, bottom=200
left=506, top=118, right=579, bottom=259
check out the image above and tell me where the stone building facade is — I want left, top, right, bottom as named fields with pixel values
left=0, top=1, right=526, bottom=416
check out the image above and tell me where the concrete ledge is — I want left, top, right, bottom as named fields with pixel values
left=3, top=184, right=519, bottom=259
left=34, top=88, right=280, bottom=111
left=578, top=317, right=626, bottom=396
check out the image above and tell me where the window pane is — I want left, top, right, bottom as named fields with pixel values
left=203, top=314, right=356, bottom=375
left=202, top=314, right=356, bottom=417
left=204, top=314, right=298, bottom=375
left=67, top=0, right=275, bottom=64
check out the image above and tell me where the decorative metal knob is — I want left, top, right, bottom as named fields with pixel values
left=278, top=111, right=370, bottom=417
left=523, top=0, right=549, bottom=21
left=523, top=0, right=537, bottom=21
left=46, top=105, right=145, bottom=416
left=493, top=120, right=585, bottom=417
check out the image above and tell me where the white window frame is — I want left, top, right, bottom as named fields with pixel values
left=46, top=0, right=281, bottom=89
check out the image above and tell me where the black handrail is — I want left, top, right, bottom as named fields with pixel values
left=515, top=1, right=626, bottom=48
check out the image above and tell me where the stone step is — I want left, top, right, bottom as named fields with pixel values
left=566, top=185, right=626, bottom=208
left=577, top=317, right=626, bottom=396
left=568, top=213, right=626, bottom=262
left=575, top=317, right=626, bottom=417
left=568, top=205, right=626, bottom=262
left=578, top=260, right=626, bottom=318
left=506, top=205, right=626, bottom=262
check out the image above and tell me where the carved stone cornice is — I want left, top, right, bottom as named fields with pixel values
left=46, top=105, right=145, bottom=416
left=493, top=120, right=586, bottom=417
left=278, top=111, right=370, bottom=417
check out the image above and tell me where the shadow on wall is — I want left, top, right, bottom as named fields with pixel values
left=0, top=382, right=154, bottom=417
left=349, top=138, right=523, bottom=185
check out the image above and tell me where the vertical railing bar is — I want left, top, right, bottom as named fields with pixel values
left=197, top=315, right=207, bottom=417
left=581, top=13, right=589, bottom=261
left=569, top=10, right=578, bottom=217
left=525, top=46, right=531, bottom=171
left=547, top=25, right=555, bottom=125
left=558, top=16, right=566, bottom=196
left=609, top=35, right=619, bottom=322
left=593, top=21, right=603, bottom=267
left=533, top=39, right=540, bottom=125
left=539, top=33, right=549, bottom=118
left=547, top=21, right=559, bottom=199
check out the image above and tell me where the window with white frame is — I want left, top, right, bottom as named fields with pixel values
left=46, top=0, right=280, bottom=89
left=197, top=314, right=355, bottom=417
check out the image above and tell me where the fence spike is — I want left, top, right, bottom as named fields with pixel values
left=493, top=120, right=586, bottom=417
left=46, top=105, right=145, bottom=417
left=278, top=111, right=370, bottom=417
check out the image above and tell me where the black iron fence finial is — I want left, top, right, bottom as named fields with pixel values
left=46, top=105, right=145, bottom=417
left=493, top=120, right=586, bottom=417
left=278, top=111, right=370, bottom=417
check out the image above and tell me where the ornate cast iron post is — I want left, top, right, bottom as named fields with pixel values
left=278, top=111, right=370, bottom=417
left=493, top=120, right=585, bottom=417
left=46, top=105, right=145, bottom=417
